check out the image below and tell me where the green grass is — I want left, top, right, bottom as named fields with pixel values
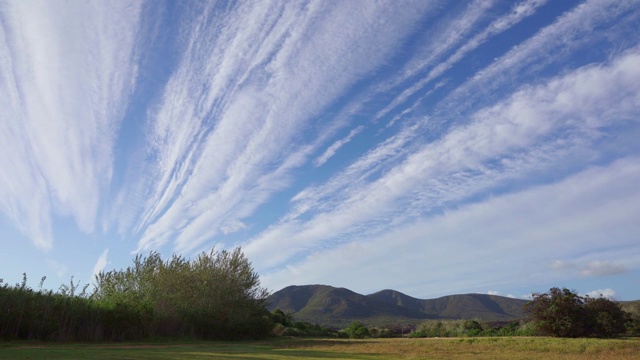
left=1, top=337, right=639, bottom=359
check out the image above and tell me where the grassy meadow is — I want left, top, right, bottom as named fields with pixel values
left=1, top=337, right=639, bottom=360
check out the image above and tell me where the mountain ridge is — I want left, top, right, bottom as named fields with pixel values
left=267, top=285, right=528, bottom=328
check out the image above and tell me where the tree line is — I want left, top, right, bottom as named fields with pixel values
left=2, top=250, right=638, bottom=342
left=270, top=288, right=639, bottom=339
left=0, top=248, right=272, bottom=341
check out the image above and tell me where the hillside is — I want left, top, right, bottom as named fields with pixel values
left=266, top=285, right=432, bottom=328
left=369, top=289, right=527, bottom=321
left=267, top=285, right=528, bottom=328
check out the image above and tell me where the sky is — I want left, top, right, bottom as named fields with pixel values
left=1, top=0, right=639, bottom=301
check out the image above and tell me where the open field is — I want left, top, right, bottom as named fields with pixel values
left=1, top=337, right=639, bottom=360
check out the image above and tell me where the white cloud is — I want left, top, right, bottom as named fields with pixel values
left=440, top=0, right=640, bottom=115
left=376, top=0, right=548, bottom=123
left=581, top=262, right=629, bottom=277
left=221, top=220, right=247, bottom=235
left=0, top=1, right=142, bottom=249
left=246, top=47, right=640, bottom=272
left=551, top=259, right=630, bottom=277
left=314, top=126, right=365, bottom=167
left=92, top=249, right=109, bottom=280
left=259, top=157, right=640, bottom=296
left=585, top=289, right=617, bottom=300
left=129, top=0, right=435, bottom=254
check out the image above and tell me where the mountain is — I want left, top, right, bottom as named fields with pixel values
left=369, top=289, right=527, bottom=321
left=266, top=285, right=432, bottom=328
left=267, top=285, right=528, bottom=328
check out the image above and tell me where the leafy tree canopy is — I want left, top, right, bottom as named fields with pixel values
left=525, top=287, right=628, bottom=338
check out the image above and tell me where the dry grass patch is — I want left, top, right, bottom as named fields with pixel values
left=274, top=337, right=640, bottom=360
left=1, top=337, right=638, bottom=359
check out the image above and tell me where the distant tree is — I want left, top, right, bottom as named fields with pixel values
left=525, top=287, right=629, bottom=338
left=463, top=320, right=483, bottom=336
left=344, top=321, right=370, bottom=339
left=271, top=309, right=294, bottom=327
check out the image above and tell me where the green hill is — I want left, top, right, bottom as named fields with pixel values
left=267, top=285, right=432, bottom=328
left=267, top=285, right=528, bottom=328
left=369, top=289, right=527, bottom=321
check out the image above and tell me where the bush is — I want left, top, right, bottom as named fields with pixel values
left=1, top=248, right=272, bottom=342
left=410, top=320, right=464, bottom=337
left=583, top=297, right=628, bottom=338
left=525, top=287, right=629, bottom=338
left=344, top=321, right=371, bottom=339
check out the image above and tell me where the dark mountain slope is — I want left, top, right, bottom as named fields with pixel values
left=368, top=289, right=526, bottom=320
left=267, top=285, right=432, bottom=328
left=268, top=285, right=528, bottom=327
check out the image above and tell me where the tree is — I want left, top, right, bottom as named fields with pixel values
left=583, top=296, right=627, bottom=338
left=525, top=287, right=629, bottom=338
left=344, top=321, right=370, bottom=339
left=463, top=320, right=483, bottom=336
left=93, top=247, right=271, bottom=340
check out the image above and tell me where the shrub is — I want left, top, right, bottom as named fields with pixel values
left=344, top=321, right=371, bottom=339
left=525, top=287, right=629, bottom=338
left=1, top=247, right=272, bottom=342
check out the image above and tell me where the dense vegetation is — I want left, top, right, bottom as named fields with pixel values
left=269, top=287, right=639, bottom=339
left=525, top=287, right=631, bottom=338
left=0, top=248, right=272, bottom=341
left=3, top=257, right=638, bottom=344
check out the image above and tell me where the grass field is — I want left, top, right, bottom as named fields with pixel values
left=1, top=337, right=639, bottom=359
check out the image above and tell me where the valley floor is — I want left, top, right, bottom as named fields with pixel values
left=1, top=337, right=639, bottom=359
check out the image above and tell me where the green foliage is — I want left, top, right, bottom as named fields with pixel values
left=622, top=302, right=640, bottom=336
left=0, top=274, right=121, bottom=341
left=583, top=296, right=628, bottom=338
left=0, top=247, right=272, bottom=341
left=409, top=319, right=531, bottom=338
left=344, top=321, right=371, bottom=339
left=525, top=287, right=629, bottom=338
left=270, top=309, right=295, bottom=327
left=268, top=310, right=338, bottom=337
left=369, top=327, right=396, bottom=338
left=463, top=320, right=483, bottom=336
left=93, top=247, right=271, bottom=340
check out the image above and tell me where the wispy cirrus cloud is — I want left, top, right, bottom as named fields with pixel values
left=269, top=0, right=638, bottom=243
left=439, top=0, right=640, bottom=116
left=92, top=249, right=109, bottom=280
left=259, top=157, right=640, bottom=297
left=246, top=44, right=640, bottom=277
left=314, top=126, right=365, bottom=167
left=127, top=1, right=437, bottom=254
left=0, top=1, right=142, bottom=249
left=376, top=0, right=549, bottom=124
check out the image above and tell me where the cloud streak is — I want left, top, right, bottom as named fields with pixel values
left=246, top=44, right=640, bottom=274
left=127, top=0, right=436, bottom=254
left=260, top=156, right=640, bottom=297
left=0, top=1, right=142, bottom=249
left=92, top=249, right=109, bottom=280
left=314, top=126, right=365, bottom=167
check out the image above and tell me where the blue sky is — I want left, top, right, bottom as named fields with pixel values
left=1, top=0, right=639, bottom=301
